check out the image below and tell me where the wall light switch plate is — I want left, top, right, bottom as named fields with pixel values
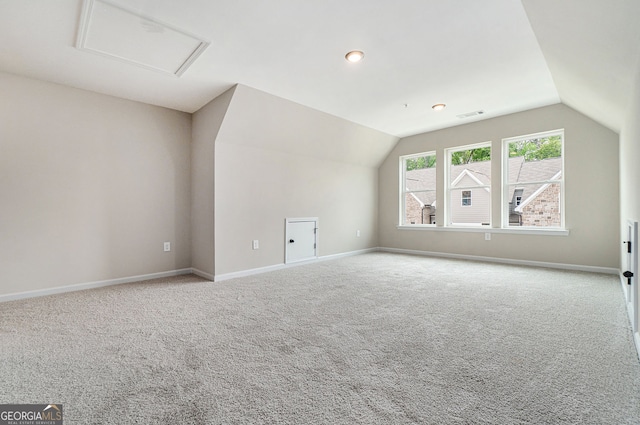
left=356, top=230, right=361, bottom=237
left=164, top=242, right=171, bottom=251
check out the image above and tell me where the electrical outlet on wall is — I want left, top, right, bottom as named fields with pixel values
left=252, top=240, right=259, bottom=250
left=164, top=242, right=171, bottom=251
left=484, top=233, right=491, bottom=241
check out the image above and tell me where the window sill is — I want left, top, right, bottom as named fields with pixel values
left=396, top=225, right=569, bottom=236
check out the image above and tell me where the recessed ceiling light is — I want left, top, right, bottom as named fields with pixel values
left=345, top=50, right=364, bottom=63
left=432, top=103, right=446, bottom=111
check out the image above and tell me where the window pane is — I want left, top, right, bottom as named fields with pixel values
left=447, top=145, right=491, bottom=226
left=403, top=153, right=436, bottom=225
left=449, top=188, right=490, bottom=226
left=505, top=132, right=563, bottom=228
left=404, top=191, right=436, bottom=225
left=507, top=183, right=561, bottom=227
left=507, top=135, right=562, bottom=185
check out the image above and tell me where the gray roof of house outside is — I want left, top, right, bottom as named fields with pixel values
left=405, top=156, right=562, bottom=207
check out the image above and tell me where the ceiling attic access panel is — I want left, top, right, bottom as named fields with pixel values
left=76, top=0, right=209, bottom=76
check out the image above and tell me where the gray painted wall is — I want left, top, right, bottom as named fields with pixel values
left=379, top=103, right=620, bottom=269
left=191, top=87, right=235, bottom=278
left=1, top=68, right=628, bottom=298
left=213, top=85, right=398, bottom=275
left=0, top=72, right=192, bottom=296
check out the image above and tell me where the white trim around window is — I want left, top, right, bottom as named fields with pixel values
left=397, top=130, right=568, bottom=236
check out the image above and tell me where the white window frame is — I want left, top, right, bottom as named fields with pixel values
left=501, top=129, right=565, bottom=230
left=399, top=151, right=437, bottom=226
left=445, top=142, right=492, bottom=227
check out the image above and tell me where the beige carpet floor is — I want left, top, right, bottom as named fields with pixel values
left=1, top=252, right=639, bottom=424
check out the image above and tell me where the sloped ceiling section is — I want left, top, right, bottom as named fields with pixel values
left=522, top=0, right=640, bottom=133
left=216, top=84, right=399, bottom=168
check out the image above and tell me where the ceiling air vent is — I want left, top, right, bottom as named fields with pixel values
left=457, top=110, right=485, bottom=119
left=76, top=0, right=209, bottom=77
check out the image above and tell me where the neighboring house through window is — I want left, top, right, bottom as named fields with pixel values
left=446, top=143, right=491, bottom=226
left=503, top=129, right=564, bottom=228
left=399, top=130, right=564, bottom=231
left=400, top=152, right=437, bottom=225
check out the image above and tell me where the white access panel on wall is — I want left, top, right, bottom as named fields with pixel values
left=285, top=218, right=318, bottom=264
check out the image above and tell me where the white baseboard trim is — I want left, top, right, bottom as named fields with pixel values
left=379, top=247, right=619, bottom=275
left=191, top=268, right=215, bottom=281
left=214, top=263, right=289, bottom=282
left=2, top=247, right=617, bottom=302
left=214, top=247, right=378, bottom=282
left=0, top=268, right=193, bottom=303
left=215, top=246, right=619, bottom=281
left=318, top=247, right=378, bottom=262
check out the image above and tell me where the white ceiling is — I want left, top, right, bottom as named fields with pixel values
left=0, top=0, right=638, bottom=137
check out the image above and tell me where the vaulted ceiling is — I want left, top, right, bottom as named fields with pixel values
left=1, top=0, right=639, bottom=137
